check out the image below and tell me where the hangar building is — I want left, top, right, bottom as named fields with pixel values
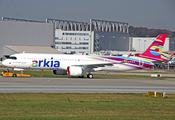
left=0, top=17, right=129, bottom=60
left=47, top=18, right=129, bottom=55
left=0, top=17, right=54, bottom=60
left=1, top=17, right=174, bottom=62
left=130, top=37, right=175, bottom=53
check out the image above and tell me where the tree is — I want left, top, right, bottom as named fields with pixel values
left=129, top=26, right=173, bottom=37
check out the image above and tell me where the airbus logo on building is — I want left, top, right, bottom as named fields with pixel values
left=32, top=57, right=60, bottom=67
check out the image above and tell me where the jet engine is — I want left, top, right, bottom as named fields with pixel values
left=53, top=69, right=67, bottom=75
left=67, top=66, right=85, bottom=76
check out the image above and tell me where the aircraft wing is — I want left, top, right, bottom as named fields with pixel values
left=151, top=59, right=169, bottom=64
left=73, top=53, right=132, bottom=68
left=73, top=62, right=114, bottom=68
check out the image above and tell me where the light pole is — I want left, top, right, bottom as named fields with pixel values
left=109, top=36, right=115, bottom=50
left=144, top=40, right=146, bottom=51
left=109, top=41, right=112, bottom=50
left=138, top=39, right=141, bottom=52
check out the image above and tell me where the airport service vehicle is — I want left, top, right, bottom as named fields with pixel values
left=2, top=34, right=167, bottom=78
left=2, top=70, right=30, bottom=77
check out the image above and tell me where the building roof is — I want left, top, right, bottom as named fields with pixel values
left=4, top=45, right=63, bottom=54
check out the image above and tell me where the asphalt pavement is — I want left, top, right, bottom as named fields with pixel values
left=0, top=76, right=175, bottom=93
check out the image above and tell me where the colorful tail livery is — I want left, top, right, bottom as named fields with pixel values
left=141, top=34, right=167, bottom=59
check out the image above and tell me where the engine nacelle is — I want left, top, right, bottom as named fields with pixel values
left=53, top=70, right=67, bottom=75
left=67, top=66, right=84, bottom=76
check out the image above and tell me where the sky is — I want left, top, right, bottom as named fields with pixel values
left=0, top=0, right=175, bottom=31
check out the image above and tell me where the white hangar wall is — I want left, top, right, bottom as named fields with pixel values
left=0, top=20, right=54, bottom=59
left=131, top=37, right=169, bottom=52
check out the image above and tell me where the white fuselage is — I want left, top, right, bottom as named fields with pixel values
left=2, top=53, right=141, bottom=72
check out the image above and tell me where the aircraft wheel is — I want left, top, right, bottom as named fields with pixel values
left=87, top=74, right=89, bottom=78
left=12, top=74, right=17, bottom=77
left=88, top=74, right=93, bottom=79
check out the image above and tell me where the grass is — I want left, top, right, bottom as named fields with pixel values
left=0, top=93, right=175, bottom=120
left=1, top=69, right=175, bottom=78
left=0, top=69, right=175, bottom=119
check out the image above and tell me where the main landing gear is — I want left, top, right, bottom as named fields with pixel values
left=87, top=74, right=93, bottom=79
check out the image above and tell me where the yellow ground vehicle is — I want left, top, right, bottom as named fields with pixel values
left=2, top=70, right=31, bottom=77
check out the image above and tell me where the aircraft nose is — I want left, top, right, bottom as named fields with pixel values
left=2, top=60, right=8, bottom=66
left=2, top=60, right=5, bottom=66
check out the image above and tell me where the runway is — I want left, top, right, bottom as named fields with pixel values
left=0, top=76, right=175, bottom=93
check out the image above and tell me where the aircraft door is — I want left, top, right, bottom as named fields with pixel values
left=74, top=57, right=79, bottom=63
left=139, top=58, right=144, bottom=66
left=21, top=54, right=26, bottom=63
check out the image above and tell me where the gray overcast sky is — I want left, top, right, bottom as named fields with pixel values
left=0, top=0, right=175, bottom=31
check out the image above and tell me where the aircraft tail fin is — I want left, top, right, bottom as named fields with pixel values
left=141, top=34, right=167, bottom=59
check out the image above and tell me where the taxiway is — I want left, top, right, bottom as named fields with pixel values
left=0, top=76, right=175, bottom=93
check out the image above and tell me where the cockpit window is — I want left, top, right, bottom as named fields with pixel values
left=7, top=56, right=17, bottom=60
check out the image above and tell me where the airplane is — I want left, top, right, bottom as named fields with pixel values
left=2, top=34, right=167, bottom=78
